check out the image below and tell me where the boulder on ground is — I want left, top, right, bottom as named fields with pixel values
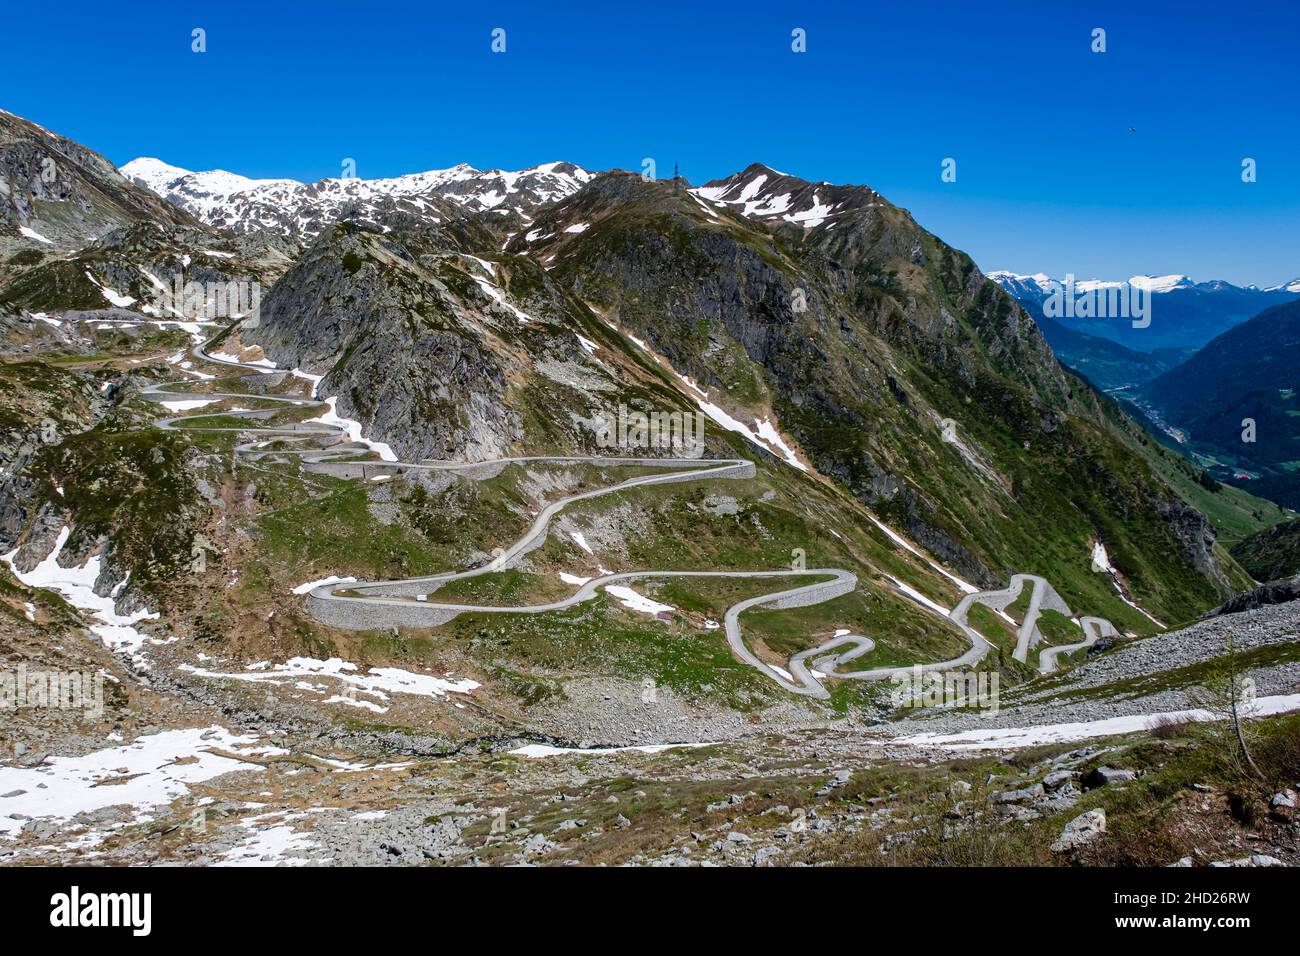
left=1042, top=770, right=1075, bottom=792
left=1050, top=809, right=1106, bottom=853
left=1084, top=766, right=1135, bottom=789
left=994, top=783, right=1044, bottom=805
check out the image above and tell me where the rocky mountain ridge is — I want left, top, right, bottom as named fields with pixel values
left=120, top=155, right=595, bottom=242
left=1, top=109, right=196, bottom=257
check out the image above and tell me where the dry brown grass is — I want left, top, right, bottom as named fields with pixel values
left=1147, top=713, right=1194, bottom=739
left=1255, top=716, right=1300, bottom=787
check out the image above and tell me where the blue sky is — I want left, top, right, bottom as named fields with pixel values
left=4, top=0, right=1297, bottom=285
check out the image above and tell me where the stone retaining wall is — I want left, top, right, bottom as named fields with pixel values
left=755, top=573, right=857, bottom=612
left=307, top=591, right=465, bottom=630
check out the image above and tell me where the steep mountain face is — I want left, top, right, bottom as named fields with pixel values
left=989, top=270, right=1300, bottom=354
left=990, top=282, right=1181, bottom=390
left=0, top=111, right=297, bottom=352
left=242, top=212, right=696, bottom=462
left=1032, top=313, right=1176, bottom=391
left=1140, top=299, right=1300, bottom=507
left=120, top=156, right=594, bottom=242
left=1231, top=518, right=1300, bottom=582
left=502, top=165, right=1241, bottom=614
left=1144, top=299, right=1300, bottom=415
left=0, top=110, right=196, bottom=259
left=1, top=220, right=294, bottom=318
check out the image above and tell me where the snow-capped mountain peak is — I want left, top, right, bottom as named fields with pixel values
left=1125, top=274, right=1193, bottom=293
left=120, top=157, right=596, bottom=241
left=692, top=163, right=878, bottom=230
left=120, top=158, right=300, bottom=219
left=118, top=157, right=196, bottom=190
left=986, top=271, right=1215, bottom=295
left=984, top=270, right=1052, bottom=286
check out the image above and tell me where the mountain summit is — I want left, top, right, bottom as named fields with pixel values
left=119, top=156, right=595, bottom=241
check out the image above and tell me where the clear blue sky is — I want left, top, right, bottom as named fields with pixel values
left=5, top=0, right=1297, bottom=286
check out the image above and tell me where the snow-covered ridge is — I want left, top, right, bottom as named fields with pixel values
left=987, top=271, right=1300, bottom=297
left=120, top=157, right=596, bottom=241
left=986, top=272, right=1193, bottom=294
left=692, top=164, right=852, bottom=230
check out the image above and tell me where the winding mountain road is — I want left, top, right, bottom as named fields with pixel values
left=143, top=330, right=1119, bottom=699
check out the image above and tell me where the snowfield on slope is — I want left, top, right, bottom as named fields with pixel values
left=0, top=727, right=280, bottom=838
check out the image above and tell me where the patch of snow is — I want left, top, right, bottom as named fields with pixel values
left=865, top=513, right=979, bottom=594
left=214, top=813, right=323, bottom=867
left=884, top=574, right=950, bottom=618
left=468, top=272, right=535, bottom=326
left=291, top=575, right=358, bottom=595
left=895, top=694, right=1300, bottom=750
left=694, top=397, right=808, bottom=471
left=305, top=398, right=398, bottom=461
left=0, top=727, right=281, bottom=838
left=1091, top=541, right=1114, bottom=572
left=321, top=695, right=386, bottom=713
left=604, top=585, right=674, bottom=617
left=510, top=742, right=713, bottom=758
left=289, top=368, right=324, bottom=397
left=211, top=345, right=276, bottom=369
left=2, top=527, right=158, bottom=665
left=753, top=417, right=806, bottom=470
left=83, top=271, right=135, bottom=308
left=19, top=226, right=53, bottom=244
left=782, top=192, right=833, bottom=228
left=179, top=656, right=478, bottom=702
left=603, top=315, right=811, bottom=471
left=1091, top=541, right=1166, bottom=627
